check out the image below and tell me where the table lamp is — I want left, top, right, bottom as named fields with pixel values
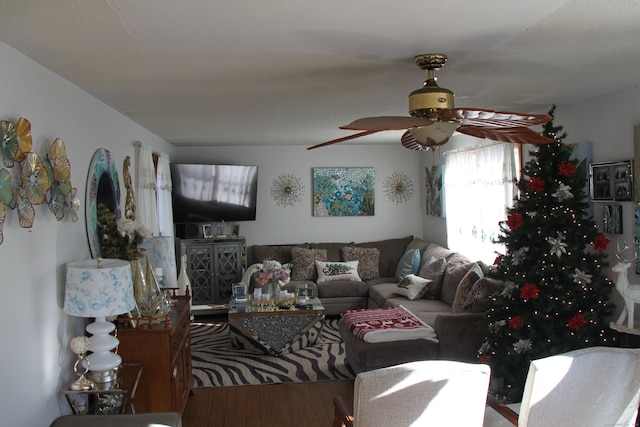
left=64, top=258, right=135, bottom=383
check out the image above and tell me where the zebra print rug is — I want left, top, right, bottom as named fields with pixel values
left=191, top=317, right=355, bottom=387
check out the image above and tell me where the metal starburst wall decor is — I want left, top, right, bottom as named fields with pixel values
left=383, top=171, right=414, bottom=205
left=271, top=173, right=305, bottom=207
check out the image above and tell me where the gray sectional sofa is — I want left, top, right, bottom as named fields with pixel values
left=246, top=235, right=501, bottom=372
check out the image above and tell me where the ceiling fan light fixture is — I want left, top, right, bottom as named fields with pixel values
left=408, top=121, right=460, bottom=148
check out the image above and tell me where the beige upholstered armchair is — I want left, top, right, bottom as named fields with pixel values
left=484, top=346, right=640, bottom=427
left=332, top=360, right=491, bottom=427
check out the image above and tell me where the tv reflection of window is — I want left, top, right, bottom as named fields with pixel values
left=171, top=164, right=258, bottom=223
left=179, top=165, right=256, bottom=207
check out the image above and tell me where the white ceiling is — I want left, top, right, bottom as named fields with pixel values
left=2, top=0, right=640, bottom=147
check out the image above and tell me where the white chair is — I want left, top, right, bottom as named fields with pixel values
left=332, top=360, right=491, bottom=427
left=484, top=346, right=640, bottom=427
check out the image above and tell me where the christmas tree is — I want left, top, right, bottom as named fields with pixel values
left=478, top=105, right=614, bottom=402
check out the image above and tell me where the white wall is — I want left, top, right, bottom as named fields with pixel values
left=557, top=88, right=640, bottom=319
left=173, top=144, right=425, bottom=246
left=0, top=43, right=174, bottom=427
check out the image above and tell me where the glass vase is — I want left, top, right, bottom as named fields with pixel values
left=130, top=259, right=159, bottom=316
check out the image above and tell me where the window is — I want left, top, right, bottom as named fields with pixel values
left=444, top=143, right=519, bottom=264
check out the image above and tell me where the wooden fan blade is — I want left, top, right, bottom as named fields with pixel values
left=444, top=108, right=551, bottom=128
left=456, top=125, right=554, bottom=144
left=400, top=131, right=430, bottom=151
left=340, top=116, right=433, bottom=131
left=307, top=130, right=382, bottom=150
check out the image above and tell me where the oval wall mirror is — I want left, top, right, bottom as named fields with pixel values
left=85, top=148, right=121, bottom=258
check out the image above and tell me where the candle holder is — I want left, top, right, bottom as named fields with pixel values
left=69, top=336, right=94, bottom=391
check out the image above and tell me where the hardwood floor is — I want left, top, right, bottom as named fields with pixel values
left=181, top=380, right=354, bottom=427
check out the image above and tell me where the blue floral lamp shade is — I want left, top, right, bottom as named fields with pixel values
left=64, top=259, right=135, bottom=317
left=64, top=258, right=135, bottom=382
left=141, top=236, right=178, bottom=288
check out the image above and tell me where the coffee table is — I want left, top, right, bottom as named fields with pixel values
left=228, top=297, right=325, bottom=356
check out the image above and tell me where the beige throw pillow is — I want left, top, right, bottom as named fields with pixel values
left=342, top=246, right=380, bottom=281
left=290, top=247, right=327, bottom=281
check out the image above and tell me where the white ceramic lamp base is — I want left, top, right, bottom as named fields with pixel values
left=86, top=316, right=121, bottom=382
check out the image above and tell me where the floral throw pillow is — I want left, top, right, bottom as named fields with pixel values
left=342, top=246, right=380, bottom=281
left=290, top=247, right=327, bottom=281
left=316, top=260, right=361, bottom=283
left=395, top=274, right=433, bottom=300
left=452, top=263, right=484, bottom=314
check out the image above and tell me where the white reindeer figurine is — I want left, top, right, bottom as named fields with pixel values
left=612, top=243, right=640, bottom=330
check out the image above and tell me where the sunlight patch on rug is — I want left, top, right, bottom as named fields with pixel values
left=191, top=317, right=355, bottom=387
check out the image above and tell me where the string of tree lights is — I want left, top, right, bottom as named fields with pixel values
left=477, top=105, right=614, bottom=403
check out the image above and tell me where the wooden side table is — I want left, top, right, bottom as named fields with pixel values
left=63, top=363, right=142, bottom=415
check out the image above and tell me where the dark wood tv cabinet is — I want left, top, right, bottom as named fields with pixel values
left=116, top=295, right=192, bottom=413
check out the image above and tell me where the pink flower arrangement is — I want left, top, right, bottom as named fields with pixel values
left=256, top=259, right=290, bottom=285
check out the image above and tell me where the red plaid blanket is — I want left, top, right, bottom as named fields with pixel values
left=341, top=305, right=438, bottom=343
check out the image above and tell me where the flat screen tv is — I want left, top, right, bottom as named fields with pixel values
left=171, top=163, right=258, bottom=223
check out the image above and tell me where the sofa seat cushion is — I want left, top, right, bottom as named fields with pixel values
left=368, top=282, right=399, bottom=307
left=382, top=296, right=451, bottom=314
left=366, top=276, right=397, bottom=286
left=316, top=279, right=369, bottom=298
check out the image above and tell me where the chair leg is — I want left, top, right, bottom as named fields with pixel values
left=333, top=396, right=354, bottom=427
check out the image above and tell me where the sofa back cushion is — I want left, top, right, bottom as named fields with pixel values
left=418, top=256, right=447, bottom=299
left=310, top=242, right=354, bottom=262
left=248, top=243, right=309, bottom=265
left=440, top=255, right=475, bottom=306
left=356, top=235, right=414, bottom=278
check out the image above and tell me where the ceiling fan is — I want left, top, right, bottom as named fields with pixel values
left=308, top=53, right=554, bottom=151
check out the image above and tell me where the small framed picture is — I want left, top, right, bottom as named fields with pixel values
left=602, top=205, right=623, bottom=234
left=202, top=223, right=213, bottom=238
left=590, top=160, right=633, bottom=201
left=234, top=283, right=248, bottom=302
left=231, top=224, right=240, bottom=237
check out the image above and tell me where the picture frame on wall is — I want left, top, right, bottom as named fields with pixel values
left=590, top=160, right=633, bottom=201
left=601, top=205, right=623, bottom=234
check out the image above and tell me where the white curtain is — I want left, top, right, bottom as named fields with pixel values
left=156, top=153, right=174, bottom=237
left=444, top=142, right=517, bottom=264
left=133, top=141, right=159, bottom=236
